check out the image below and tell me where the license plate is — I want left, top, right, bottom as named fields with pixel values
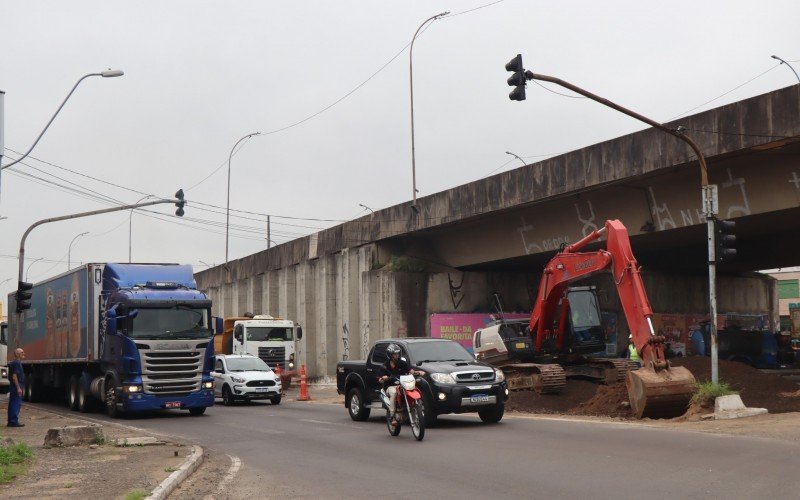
left=165, top=401, right=182, bottom=408
left=515, top=342, right=526, bottom=349
left=255, top=387, right=269, bottom=392
left=470, top=394, right=490, bottom=403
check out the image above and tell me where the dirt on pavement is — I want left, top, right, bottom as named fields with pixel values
left=0, top=399, right=189, bottom=499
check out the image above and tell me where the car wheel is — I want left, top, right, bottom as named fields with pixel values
left=222, top=385, right=236, bottom=406
left=270, top=395, right=282, bottom=405
left=189, top=407, right=206, bottom=416
left=478, top=403, right=505, bottom=424
left=347, top=387, right=371, bottom=421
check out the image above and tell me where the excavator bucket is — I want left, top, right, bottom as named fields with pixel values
left=626, top=365, right=695, bottom=419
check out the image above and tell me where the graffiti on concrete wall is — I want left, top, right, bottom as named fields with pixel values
left=341, top=322, right=350, bottom=361
left=722, top=168, right=751, bottom=218
left=448, top=273, right=465, bottom=310
left=648, top=187, right=678, bottom=231
left=517, top=216, right=571, bottom=254
left=575, top=200, right=598, bottom=237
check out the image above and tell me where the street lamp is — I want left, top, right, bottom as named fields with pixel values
left=358, top=203, right=374, bottom=214
left=226, top=132, right=260, bottom=268
left=409, top=11, right=448, bottom=211
left=0, top=69, right=124, bottom=172
left=129, top=195, right=154, bottom=262
left=25, top=258, right=43, bottom=281
left=505, top=151, right=526, bottom=166
left=771, top=55, right=800, bottom=84
left=68, top=232, right=89, bottom=270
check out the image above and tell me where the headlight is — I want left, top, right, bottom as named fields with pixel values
left=202, top=381, right=214, bottom=389
left=123, top=385, right=142, bottom=393
left=288, top=362, right=295, bottom=369
left=494, top=369, right=505, bottom=382
left=231, top=376, right=246, bottom=383
left=430, top=373, right=456, bottom=384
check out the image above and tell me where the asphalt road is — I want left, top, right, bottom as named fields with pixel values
left=31, top=398, right=800, bottom=499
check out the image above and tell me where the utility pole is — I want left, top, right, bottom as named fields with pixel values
left=505, top=56, right=730, bottom=382
left=267, top=215, right=271, bottom=249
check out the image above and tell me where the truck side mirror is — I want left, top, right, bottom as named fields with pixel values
left=296, top=326, right=303, bottom=340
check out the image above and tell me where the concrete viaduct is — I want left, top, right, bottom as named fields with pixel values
left=196, top=84, right=800, bottom=380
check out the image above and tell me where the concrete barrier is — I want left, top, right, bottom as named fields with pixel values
left=714, top=395, right=768, bottom=420
left=44, top=425, right=104, bottom=447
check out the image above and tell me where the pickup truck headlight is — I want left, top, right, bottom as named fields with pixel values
left=494, top=369, right=505, bottom=382
left=231, top=376, right=246, bottom=383
left=430, top=372, right=456, bottom=384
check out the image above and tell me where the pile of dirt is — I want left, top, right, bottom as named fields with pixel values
left=506, top=379, right=598, bottom=414
left=568, top=383, right=633, bottom=418
left=506, top=358, right=800, bottom=419
left=671, top=357, right=800, bottom=414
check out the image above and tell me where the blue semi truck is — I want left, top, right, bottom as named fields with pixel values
left=8, top=263, right=215, bottom=417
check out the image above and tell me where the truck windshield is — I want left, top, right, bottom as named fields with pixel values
left=226, top=357, right=271, bottom=372
left=246, top=327, right=292, bottom=342
left=129, top=306, right=212, bottom=340
left=408, top=341, right=474, bottom=363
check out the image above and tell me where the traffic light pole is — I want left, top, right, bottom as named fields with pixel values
left=520, top=70, right=721, bottom=382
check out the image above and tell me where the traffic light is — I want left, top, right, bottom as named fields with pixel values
left=175, top=189, right=185, bottom=217
left=505, top=54, right=529, bottom=101
left=715, top=219, right=736, bottom=263
left=15, top=281, right=33, bottom=313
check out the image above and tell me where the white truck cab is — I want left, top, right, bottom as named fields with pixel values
left=229, top=315, right=303, bottom=374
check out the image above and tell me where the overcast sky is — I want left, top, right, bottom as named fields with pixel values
left=0, top=0, right=798, bottom=311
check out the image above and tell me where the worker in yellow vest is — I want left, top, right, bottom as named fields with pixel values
left=626, top=334, right=641, bottom=367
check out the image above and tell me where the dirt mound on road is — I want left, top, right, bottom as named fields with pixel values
left=506, top=358, right=800, bottom=419
left=671, top=357, right=800, bottom=414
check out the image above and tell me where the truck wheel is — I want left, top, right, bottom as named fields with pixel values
left=23, top=379, right=30, bottom=402
left=222, top=385, right=236, bottom=406
left=78, top=382, right=92, bottom=413
left=189, top=407, right=206, bottom=416
left=270, top=395, right=282, bottom=405
left=68, top=375, right=80, bottom=411
left=347, top=387, right=371, bottom=421
left=105, top=385, right=123, bottom=418
left=478, top=403, right=505, bottom=424
left=27, top=376, right=40, bottom=403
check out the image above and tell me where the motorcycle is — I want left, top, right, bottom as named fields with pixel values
left=380, top=374, right=425, bottom=441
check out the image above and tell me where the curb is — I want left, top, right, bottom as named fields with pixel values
left=145, top=444, right=204, bottom=500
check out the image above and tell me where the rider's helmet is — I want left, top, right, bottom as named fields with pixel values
left=387, top=343, right=401, bottom=358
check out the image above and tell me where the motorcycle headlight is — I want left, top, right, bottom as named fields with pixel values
left=494, top=369, right=505, bottom=382
left=231, top=376, right=246, bottom=383
left=430, top=372, right=456, bottom=384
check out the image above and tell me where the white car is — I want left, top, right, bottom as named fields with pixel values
left=212, top=354, right=282, bottom=405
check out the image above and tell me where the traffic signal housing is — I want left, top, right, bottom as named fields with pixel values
left=715, top=219, right=736, bottom=263
left=15, top=281, right=33, bottom=313
left=505, top=54, right=529, bottom=101
left=175, top=189, right=186, bottom=217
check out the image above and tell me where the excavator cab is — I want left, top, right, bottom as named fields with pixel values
left=564, top=287, right=607, bottom=355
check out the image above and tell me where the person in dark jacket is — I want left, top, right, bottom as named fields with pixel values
left=7, top=348, right=26, bottom=427
left=378, top=343, right=425, bottom=424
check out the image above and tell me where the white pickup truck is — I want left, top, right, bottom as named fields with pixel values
left=212, top=354, right=282, bottom=405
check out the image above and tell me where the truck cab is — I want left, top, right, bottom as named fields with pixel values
left=216, top=315, right=302, bottom=379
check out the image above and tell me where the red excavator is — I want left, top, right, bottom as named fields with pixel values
left=474, top=219, right=696, bottom=418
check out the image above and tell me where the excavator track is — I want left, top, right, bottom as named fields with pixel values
left=500, top=363, right=566, bottom=394
left=585, top=357, right=639, bottom=383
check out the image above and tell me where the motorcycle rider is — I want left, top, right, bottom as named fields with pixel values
left=378, top=343, right=425, bottom=426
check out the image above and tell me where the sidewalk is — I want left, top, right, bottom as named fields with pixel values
left=0, top=398, right=191, bottom=499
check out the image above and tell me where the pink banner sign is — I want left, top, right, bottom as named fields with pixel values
left=430, top=313, right=530, bottom=353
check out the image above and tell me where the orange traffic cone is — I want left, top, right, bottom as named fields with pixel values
left=297, top=364, right=310, bottom=401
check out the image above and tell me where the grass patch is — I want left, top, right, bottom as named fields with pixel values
left=164, top=466, right=178, bottom=473
left=125, top=490, right=149, bottom=500
left=691, top=381, right=737, bottom=406
left=387, top=256, right=428, bottom=273
left=0, top=443, right=33, bottom=484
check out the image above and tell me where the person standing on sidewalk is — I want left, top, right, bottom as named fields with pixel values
left=7, top=348, right=26, bottom=427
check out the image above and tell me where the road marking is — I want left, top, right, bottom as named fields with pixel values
left=216, top=454, right=242, bottom=496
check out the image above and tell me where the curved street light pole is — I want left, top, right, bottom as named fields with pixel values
left=505, top=151, right=526, bottom=166
left=771, top=55, right=800, bottom=84
left=226, top=132, right=261, bottom=268
left=409, top=11, right=448, bottom=211
left=129, top=195, right=154, bottom=263
left=68, top=231, right=89, bottom=270
left=1, top=69, right=124, bottom=171
left=25, top=258, right=43, bottom=281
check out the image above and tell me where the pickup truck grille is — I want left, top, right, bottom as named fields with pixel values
left=141, top=349, right=203, bottom=396
left=258, top=346, right=286, bottom=370
left=246, top=380, right=277, bottom=387
left=454, top=370, right=496, bottom=383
